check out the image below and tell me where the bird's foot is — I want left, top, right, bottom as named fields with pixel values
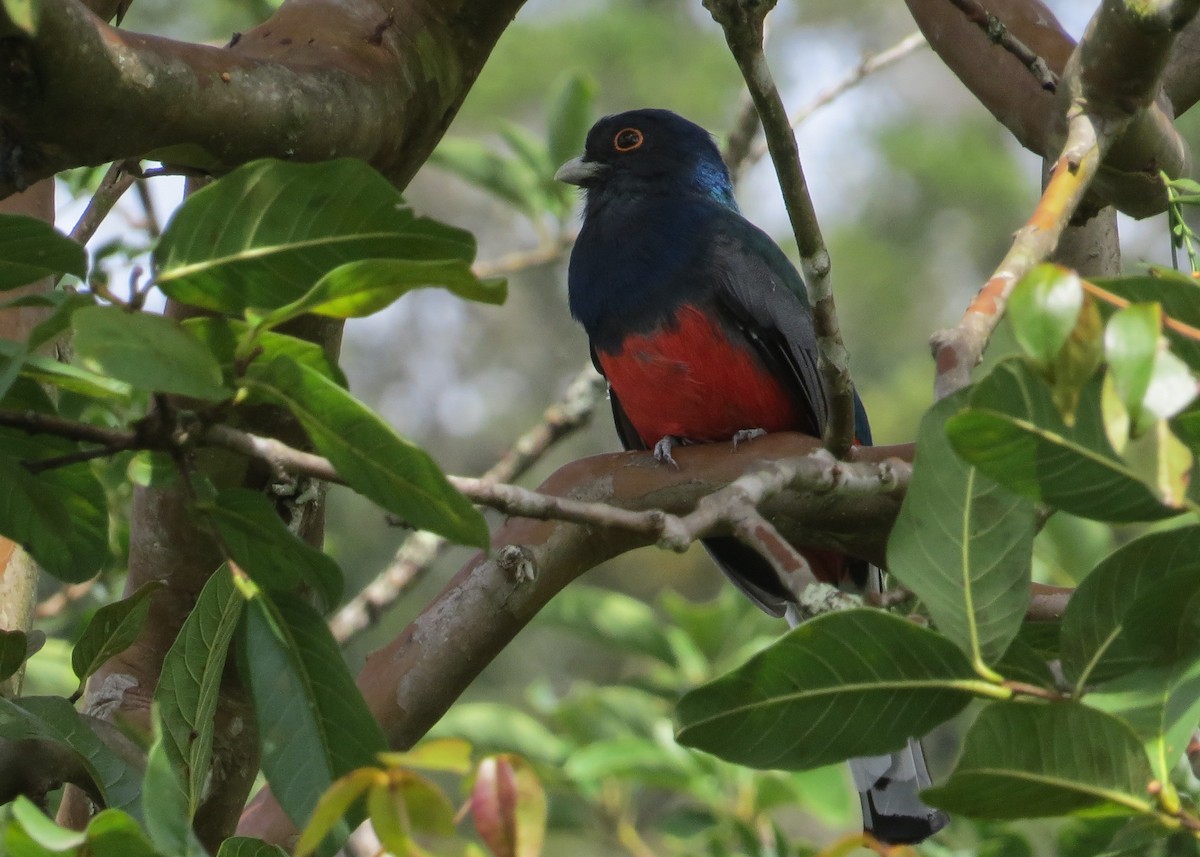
left=653, top=435, right=683, bottom=468
left=731, top=428, right=767, bottom=450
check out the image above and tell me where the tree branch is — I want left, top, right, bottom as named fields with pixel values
left=703, top=0, right=857, bottom=458
left=946, top=0, right=1058, bottom=91
left=931, top=0, right=1200, bottom=399
left=0, top=0, right=528, bottom=197
left=906, top=0, right=1191, bottom=218
left=330, top=364, right=607, bottom=645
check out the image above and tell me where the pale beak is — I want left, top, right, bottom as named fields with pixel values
left=555, top=156, right=606, bottom=187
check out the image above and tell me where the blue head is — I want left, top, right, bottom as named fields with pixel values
left=556, top=109, right=738, bottom=210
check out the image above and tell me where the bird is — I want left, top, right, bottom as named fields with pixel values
left=556, top=108, right=948, bottom=846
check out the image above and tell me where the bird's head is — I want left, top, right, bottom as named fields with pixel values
left=556, top=109, right=736, bottom=208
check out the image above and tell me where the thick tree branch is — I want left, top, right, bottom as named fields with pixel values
left=703, top=0, right=856, bottom=458
left=906, top=0, right=1191, bottom=218
left=0, top=0, right=527, bottom=197
left=931, top=0, right=1200, bottom=398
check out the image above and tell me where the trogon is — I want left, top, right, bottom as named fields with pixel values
left=556, top=108, right=947, bottom=845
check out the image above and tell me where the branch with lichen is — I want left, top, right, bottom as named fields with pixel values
left=931, top=0, right=1200, bottom=399
left=703, top=0, right=857, bottom=460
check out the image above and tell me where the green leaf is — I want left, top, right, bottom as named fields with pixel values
left=293, top=768, right=376, bottom=857
left=71, top=580, right=162, bottom=687
left=0, top=696, right=142, bottom=816
left=5, top=802, right=161, bottom=857
left=946, top=359, right=1178, bottom=521
left=263, top=258, right=505, bottom=329
left=154, top=566, right=244, bottom=818
left=1009, top=264, right=1084, bottom=367
left=180, top=317, right=348, bottom=390
left=378, top=737, right=473, bottom=775
left=923, top=702, right=1155, bottom=818
left=0, top=214, right=86, bottom=289
left=244, top=356, right=487, bottom=548
left=564, top=736, right=703, bottom=791
left=204, top=488, right=343, bottom=611
left=142, top=706, right=193, bottom=857
left=429, top=139, right=543, bottom=217
left=1106, top=304, right=1198, bottom=435
left=888, top=392, right=1034, bottom=670
left=1060, top=527, right=1200, bottom=685
left=675, top=610, right=983, bottom=770
left=0, top=379, right=108, bottom=583
left=537, top=585, right=676, bottom=665
left=472, top=755, right=547, bottom=857
left=1087, top=658, right=1200, bottom=787
left=995, top=637, right=1056, bottom=688
left=428, top=703, right=569, bottom=765
left=0, top=629, right=40, bottom=683
left=1118, top=563, right=1200, bottom=664
left=154, top=158, right=475, bottom=314
left=241, top=590, right=386, bottom=836
left=71, top=306, right=229, bottom=401
left=217, top=837, right=290, bottom=857
left=546, top=72, right=597, bottom=171
left=11, top=796, right=88, bottom=851
left=1093, top=268, right=1200, bottom=371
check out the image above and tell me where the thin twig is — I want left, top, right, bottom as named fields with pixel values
left=68, top=161, right=137, bottom=245
left=703, top=0, right=857, bottom=459
left=134, top=179, right=161, bottom=239
left=741, top=32, right=928, bottom=171
left=471, top=232, right=575, bottom=279
left=34, top=580, right=98, bottom=620
left=946, top=0, right=1059, bottom=92
left=331, top=364, right=607, bottom=645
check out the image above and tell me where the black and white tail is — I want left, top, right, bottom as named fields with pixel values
left=849, top=741, right=949, bottom=844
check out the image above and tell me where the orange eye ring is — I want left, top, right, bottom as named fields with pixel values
left=614, top=128, right=644, bottom=152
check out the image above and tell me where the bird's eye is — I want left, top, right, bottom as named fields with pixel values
left=613, top=128, right=644, bottom=152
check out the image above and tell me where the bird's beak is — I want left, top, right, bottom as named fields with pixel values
left=555, top=156, right=605, bottom=187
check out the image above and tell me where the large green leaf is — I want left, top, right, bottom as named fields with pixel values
left=1087, top=658, right=1200, bottom=786
left=0, top=380, right=108, bottom=583
left=888, top=393, right=1034, bottom=670
left=674, top=610, right=985, bottom=770
left=244, top=356, right=487, bottom=548
left=1060, top=527, right=1200, bottom=685
left=946, top=359, right=1177, bottom=521
left=71, top=306, right=229, bottom=401
left=262, top=258, right=505, bottom=329
left=204, top=488, right=343, bottom=611
left=71, top=580, right=162, bottom=687
left=0, top=696, right=142, bottom=816
left=923, top=702, right=1154, bottom=818
left=241, top=590, right=386, bottom=835
left=0, top=214, right=87, bottom=289
left=154, top=567, right=244, bottom=818
left=154, top=158, right=475, bottom=314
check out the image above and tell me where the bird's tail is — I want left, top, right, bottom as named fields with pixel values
left=848, top=740, right=949, bottom=845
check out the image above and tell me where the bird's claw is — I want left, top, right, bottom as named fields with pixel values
left=653, top=435, right=681, bottom=468
left=731, top=428, right=767, bottom=450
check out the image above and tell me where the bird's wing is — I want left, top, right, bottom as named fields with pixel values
left=704, top=211, right=829, bottom=438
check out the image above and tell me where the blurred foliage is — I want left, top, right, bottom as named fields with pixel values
left=14, top=1, right=1200, bottom=856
